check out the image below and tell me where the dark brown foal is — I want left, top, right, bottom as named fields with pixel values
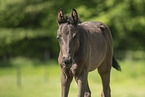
left=57, top=8, right=121, bottom=97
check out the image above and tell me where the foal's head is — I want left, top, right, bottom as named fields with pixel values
left=57, top=8, right=80, bottom=67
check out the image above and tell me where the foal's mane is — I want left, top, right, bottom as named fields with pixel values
left=65, top=15, right=82, bottom=24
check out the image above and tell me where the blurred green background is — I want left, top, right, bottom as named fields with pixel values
left=0, top=0, right=145, bottom=97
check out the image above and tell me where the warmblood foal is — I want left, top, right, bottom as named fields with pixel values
left=57, top=8, right=121, bottom=97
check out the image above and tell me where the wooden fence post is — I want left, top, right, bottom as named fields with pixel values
left=44, top=65, right=48, bottom=83
left=17, top=65, right=21, bottom=88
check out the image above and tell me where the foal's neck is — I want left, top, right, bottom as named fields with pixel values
left=74, top=25, right=89, bottom=60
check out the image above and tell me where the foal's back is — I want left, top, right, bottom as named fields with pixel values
left=77, top=21, right=113, bottom=71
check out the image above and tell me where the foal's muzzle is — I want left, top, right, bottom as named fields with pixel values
left=62, top=56, right=72, bottom=67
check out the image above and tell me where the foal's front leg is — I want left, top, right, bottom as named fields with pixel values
left=75, top=69, right=88, bottom=97
left=61, top=70, right=73, bottom=97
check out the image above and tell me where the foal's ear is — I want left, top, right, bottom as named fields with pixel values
left=72, top=8, right=78, bottom=25
left=57, top=8, right=65, bottom=24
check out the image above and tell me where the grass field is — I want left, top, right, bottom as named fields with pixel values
left=0, top=58, right=145, bottom=97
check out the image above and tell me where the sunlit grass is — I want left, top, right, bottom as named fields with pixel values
left=0, top=58, right=145, bottom=97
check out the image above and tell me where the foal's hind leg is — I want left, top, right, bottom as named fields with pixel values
left=98, top=63, right=111, bottom=97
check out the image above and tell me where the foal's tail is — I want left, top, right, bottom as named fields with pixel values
left=112, top=56, right=121, bottom=71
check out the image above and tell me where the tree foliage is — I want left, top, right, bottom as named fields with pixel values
left=0, top=0, right=145, bottom=61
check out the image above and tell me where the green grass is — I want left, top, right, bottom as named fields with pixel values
left=0, top=59, right=145, bottom=97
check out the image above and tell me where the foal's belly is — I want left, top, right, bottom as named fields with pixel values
left=88, top=53, right=106, bottom=72
left=88, top=57, right=105, bottom=72
left=88, top=52, right=107, bottom=72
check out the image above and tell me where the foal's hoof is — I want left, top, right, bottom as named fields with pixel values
left=84, top=92, right=91, bottom=97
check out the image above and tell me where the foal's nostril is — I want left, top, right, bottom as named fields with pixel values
left=63, top=57, right=72, bottom=65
